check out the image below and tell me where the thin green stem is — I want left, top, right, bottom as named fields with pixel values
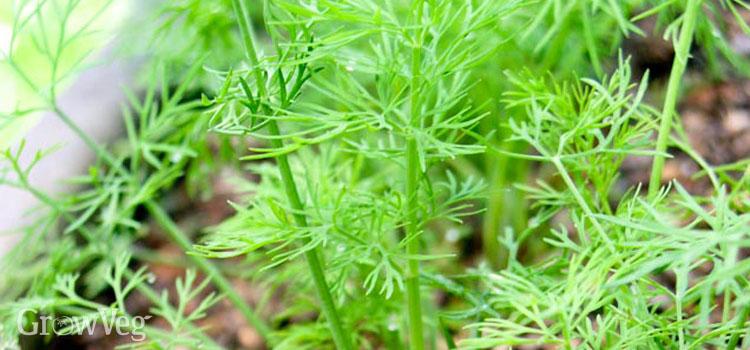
left=230, top=1, right=352, bottom=349
left=52, top=105, right=123, bottom=174
left=231, top=0, right=266, bottom=99
left=551, top=156, right=614, bottom=252
left=648, top=0, right=702, bottom=198
left=581, top=6, right=603, bottom=78
left=481, top=154, right=504, bottom=269
left=727, top=302, right=750, bottom=350
left=482, top=143, right=523, bottom=270
left=406, top=1, right=426, bottom=349
left=144, top=201, right=272, bottom=339
left=267, top=121, right=354, bottom=350
left=405, top=139, right=424, bottom=350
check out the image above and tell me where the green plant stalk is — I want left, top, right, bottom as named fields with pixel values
left=53, top=105, right=124, bottom=176
left=483, top=170, right=527, bottom=269
left=648, top=0, right=701, bottom=198
left=230, top=1, right=352, bottom=349
left=551, top=156, right=614, bottom=252
left=267, top=121, right=354, bottom=350
left=145, top=201, right=271, bottom=338
left=482, top=149, right=505, bottom=270
left=405, top=140, right=424, bottom=350
left=405, top=1, right=426, bottom=349
left=482, top=142, right=528, bottom=270
left=726, top=303, right=750, bottom=350
left=581, top=5, right=603, bottom=78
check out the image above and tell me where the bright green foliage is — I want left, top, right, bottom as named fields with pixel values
left=461, top=61, right=750, bottom=348
left=196, top=1, right=524, bottom=348
left=2, top=0, right=750, bottom=349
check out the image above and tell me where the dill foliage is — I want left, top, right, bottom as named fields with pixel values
left=1, top=0, right=750, bottom=349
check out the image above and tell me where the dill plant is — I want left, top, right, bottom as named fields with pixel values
left=1, top=0, right=269, bottom=347
left=460, top=1, right=750, bottom=349
left=2, top=0, right=750, bottom=349
left=197, top=0, right=525, bottom=348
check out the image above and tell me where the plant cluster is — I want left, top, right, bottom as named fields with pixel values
left=1, top=0, right=750, bottom=349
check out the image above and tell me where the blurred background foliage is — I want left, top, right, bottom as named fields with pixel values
left=2, top=0, right=750, bottom=348
left=0, top=0, right=131, bottom=149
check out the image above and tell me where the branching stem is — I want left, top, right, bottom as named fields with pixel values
left=551, top=156, right=614, bottom=252
left=230, top=1, right=353, bottom=349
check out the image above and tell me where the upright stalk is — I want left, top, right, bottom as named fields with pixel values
left=482, top=152, right=505, bottom=269
left=268, top=122, right=353, bottom=350
left=230, top=1, right=353, bottom=349
left=405, top=1, right=426, bottom=349
left=726, top=302, right=750, bottom=350
left=145, top=202, right=271, bottom=338
left=648, top=0, right=701, bottom=198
